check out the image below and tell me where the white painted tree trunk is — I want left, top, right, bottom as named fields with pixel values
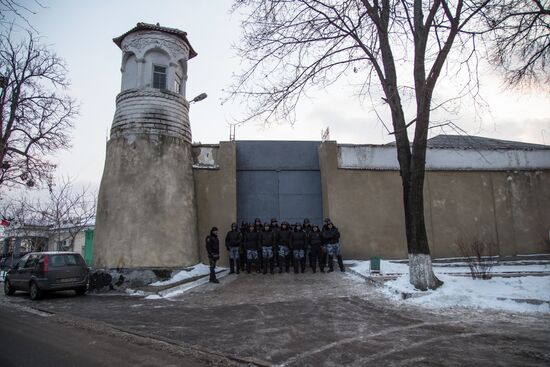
left=408, top=253, right=443, bottom=291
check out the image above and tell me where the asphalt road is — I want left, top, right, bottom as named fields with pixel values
left=0, top=304, right=211, bottom=367
left=1, top=272, right=549, bottom=366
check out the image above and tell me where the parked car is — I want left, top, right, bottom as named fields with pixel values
left=3, top=252, right=89, bottom=300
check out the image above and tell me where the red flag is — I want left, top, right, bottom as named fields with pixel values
left=1, top=219, right=9, bottom=227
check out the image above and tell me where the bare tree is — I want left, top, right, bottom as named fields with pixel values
left=0, top=195, right=49, bottom=254
left=0, top=28, right=77, bottom=189
left=229, top=0, right=497, bottom=290
left=29, top=177, right=97, bottom=252
left=0, top=0, right=43, bottom=31
left=482, top=0, right=550, bottom=87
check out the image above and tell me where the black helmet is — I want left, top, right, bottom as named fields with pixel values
left=324, top=218, right=331, bottom=223
left=231, top=222, right=237, bottom=229
left=312, top=224, right=319, bottom=231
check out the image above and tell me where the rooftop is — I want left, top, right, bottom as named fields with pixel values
left=387, top=135, right=550, bottom=151
left=113, top=22, right=197, bottom=59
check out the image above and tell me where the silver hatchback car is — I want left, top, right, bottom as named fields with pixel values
left=4, top=252, right=89, bottom=300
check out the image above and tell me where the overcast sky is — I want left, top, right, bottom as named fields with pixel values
left=7, top=0, right=550, bottom=188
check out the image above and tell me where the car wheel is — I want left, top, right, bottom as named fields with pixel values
left=75, top=286, right=86, bottom=296
left=4, top=279, right=15, bottom=296
left=29, top=282, right=42, bottom=301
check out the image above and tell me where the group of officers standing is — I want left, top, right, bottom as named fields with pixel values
left=205, top=218, right=345, bottom=283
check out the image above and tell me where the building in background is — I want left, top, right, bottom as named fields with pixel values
left=91, top=23, right=550, bottom=270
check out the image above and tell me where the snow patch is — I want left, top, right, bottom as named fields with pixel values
left=151, top=263, right=212, bottom=286
left=349, top=260, right=550, bottom=314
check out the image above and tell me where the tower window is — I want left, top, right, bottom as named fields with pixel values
left=174, top=72, right=182, bottom=93
left=152, top=65, right=167, bottom=89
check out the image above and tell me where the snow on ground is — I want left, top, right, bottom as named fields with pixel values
left=346, top=259, right=550, bottom=275
left=348, top=260, right=550, bottom=314
left=151, top=263, right=213, bottom=286
left=146, top=269, right=229, bottom=300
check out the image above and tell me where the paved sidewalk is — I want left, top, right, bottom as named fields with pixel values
left=2, top=271, right=549, bottom=366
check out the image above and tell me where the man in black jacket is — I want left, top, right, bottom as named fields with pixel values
left=225, top=223, right=242, bottom=274
left=308, top=224, right=324, bottom=273
left=259, top=223, right=276, bottom=274
left=322, top=221, right=345, bottom=272
left=205, top=227, right=220, bottom=283
left=278, top=222, right=292, bottom=273
left=244, top=223, right=260, bottom=273
left=291, top=223, right=307, bottom=273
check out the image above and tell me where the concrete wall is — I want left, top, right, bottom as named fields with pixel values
left=319, top=141, right=550, bottom=259
left=93, top=135, right=199, bottom=269
left=193, top=142, right=237, bottom=266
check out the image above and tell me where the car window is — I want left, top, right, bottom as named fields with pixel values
left=49, top=254, right=86, bottom=267
left=17, top=254, right=30, bottom=268
left=24, top=254, right=39, bottom=268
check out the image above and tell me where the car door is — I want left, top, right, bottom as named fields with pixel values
left=9, top=254, right=30, bottom=289
left=17, top=254, right=38, bottom=291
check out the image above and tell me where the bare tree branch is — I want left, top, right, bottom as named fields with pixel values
left=0, top=28, right=77, bottom=189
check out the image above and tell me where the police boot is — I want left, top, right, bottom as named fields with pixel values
left=278, top=256, right=283, bottom=273
left=270, top=259, right=275, bottom=274
left=229, top=259, right=235, bottom=274
left=236, top=259, right=240, bottom=274
left=246, top=261, right=251, bottom=274
left=263, top=259, right=268, bottom=274
left=337, top=255, right=345, bottom=272
left=328, top=256, right=334, bottom=272
left=294, top=260, right=299, bottom=274
left=301, top=258, right=306, bottom=273
left=209, top=270, right=218, bottom=283
left=311, top=257, right=317, bottom=273
left=256, top=259, right=261, bottom=273
left=285, top=258, right=290, bottom=273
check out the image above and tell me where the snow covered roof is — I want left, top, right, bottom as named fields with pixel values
left=426, top=135, right=550, bottom=151
left=386, top=135, right=550, bottom=151
left=113, top=22, right=197, bottom=59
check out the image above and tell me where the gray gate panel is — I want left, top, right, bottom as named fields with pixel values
left=236, top=141, right=323, bottom=226
left=279, top=195, right=323, bottom=226
left=279, top=171, right=322, bottom=194
left=237, top=170, right=279, bottom=223
left=236, top=141, right=320, bottom=171
left=279, top=171, right=322, bottom=226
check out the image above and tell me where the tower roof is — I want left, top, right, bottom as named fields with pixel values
left=113, top=22, right=197, bottom=59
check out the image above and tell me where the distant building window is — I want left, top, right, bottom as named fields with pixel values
left=153, top=65, right=167, bottom=89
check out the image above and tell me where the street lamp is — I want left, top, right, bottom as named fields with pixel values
left=190, top=92, right=207, bottom=104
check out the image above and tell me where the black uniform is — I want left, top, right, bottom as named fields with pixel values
left=239, top=222, right=248, bottom=271
left=205, top=227, right=220, bottom=283
left=259, top=226, right=276, bottom=274
left=225, top=223, right=242, bottom=274
left=270, top=219, right=280, bottom=267
left=290, top=227, right=307, bottom=273
left=244, top=227, right=260, bottom=273
left=303, top=219, right=313, bottom=267
left=322, top=224, right=345, bottom=272
left=308, top=226, right=324, bottom=272
left=278, top=224, right=292, bottom=273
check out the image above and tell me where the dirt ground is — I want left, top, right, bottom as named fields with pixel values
left=2, top=271, right=549, bottom=366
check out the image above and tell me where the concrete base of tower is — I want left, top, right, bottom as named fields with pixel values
left=93, top=134, right=199, bottom=269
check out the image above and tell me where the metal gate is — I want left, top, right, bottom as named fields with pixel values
left=236, top=141, right=323, bottom=226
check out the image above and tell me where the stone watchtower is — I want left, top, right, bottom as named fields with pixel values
left=93, top=23, right=199, bottom=269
